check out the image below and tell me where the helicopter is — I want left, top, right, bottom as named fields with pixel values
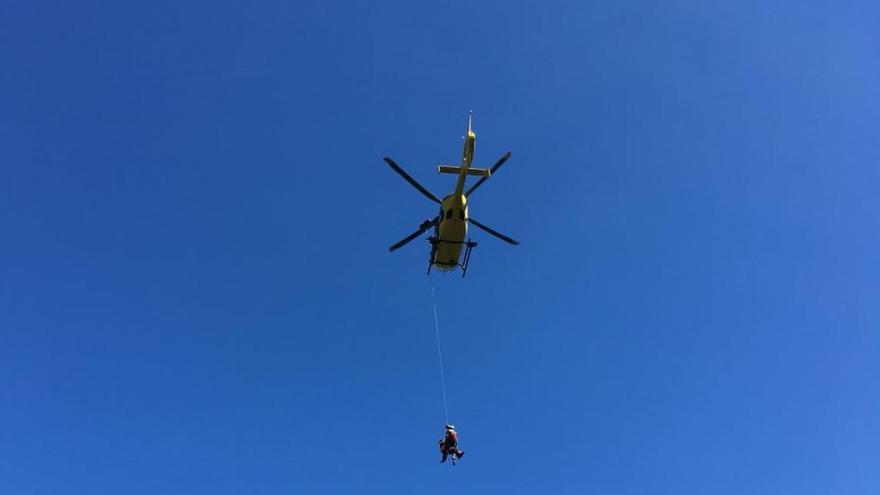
left=384, top=112, right=519, bottom=276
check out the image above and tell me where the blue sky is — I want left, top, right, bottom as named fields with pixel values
left=2, top=1, right=879, bottom=493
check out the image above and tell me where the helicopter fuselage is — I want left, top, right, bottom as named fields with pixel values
left=431, top=127, right=476, bottom=271
left=432, top=194, right=469, bottom=271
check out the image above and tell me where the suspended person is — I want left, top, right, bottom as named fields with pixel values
left=439, top=424, right=465, bottom=464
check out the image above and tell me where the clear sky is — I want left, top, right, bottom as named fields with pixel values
left=2, top=1, right=878, bottom=493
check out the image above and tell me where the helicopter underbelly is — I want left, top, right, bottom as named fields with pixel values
left=433, top=219, right=467, bottom=269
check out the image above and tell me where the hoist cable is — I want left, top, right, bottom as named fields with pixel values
left=432, top=285, right=450, bottom=426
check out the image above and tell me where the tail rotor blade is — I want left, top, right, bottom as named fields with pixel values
left=468, top=216, right=519, bottom=245
left=464, top=151, right=511, bottom=197
left=389, top=218, right=437, bottom=252
left=384, top=157, right=442, bottom=204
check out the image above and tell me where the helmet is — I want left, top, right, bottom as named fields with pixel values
left=446, top=424, right=455, bottom=430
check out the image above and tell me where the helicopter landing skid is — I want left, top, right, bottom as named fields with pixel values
left=427, top=237, right=478, bottom=277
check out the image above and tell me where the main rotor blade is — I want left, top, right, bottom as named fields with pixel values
left=389, top=218, right=437, bottom=252
left=464, top=151, right=511, bottom=197
left=468, top=216, right=519, bottom=245
left=384, top=157, right=441, bottom=204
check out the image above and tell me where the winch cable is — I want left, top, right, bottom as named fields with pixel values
left=431, top=284, right=450, bottom=426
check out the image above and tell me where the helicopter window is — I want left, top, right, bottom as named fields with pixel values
left=445, top=209, right=453, bottom=220
left=458, top=209, right=465, bottom=220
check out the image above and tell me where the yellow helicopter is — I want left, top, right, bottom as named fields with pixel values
left=384, top=112, right=518, bottom=276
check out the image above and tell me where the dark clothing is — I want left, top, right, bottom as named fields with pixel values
left=439, top=431, right=464, bottom=464
left=444, top=430, right=458, bottom=448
